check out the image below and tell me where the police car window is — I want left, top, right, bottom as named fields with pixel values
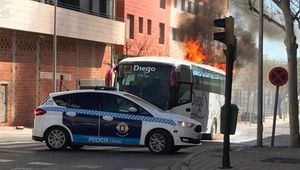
left=102, top=94, right=150, bottom=116
left=116, top=96, right=150, bottom=116
left=53, top=95, right=69, bottom=107
left=68, top=93, right=101, bottom=110
left=102, top=94, right=119, bottom=112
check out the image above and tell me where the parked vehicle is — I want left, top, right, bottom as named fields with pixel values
left=32, top=88, right=201, bottom=154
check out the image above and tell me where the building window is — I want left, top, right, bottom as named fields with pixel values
left=178, top=29, right=184, bottom=42
left=139, top=17, right=143, bottom=33
left=172, top=28, right=177, bottom=41
left=147, top=19, right=152, bottom=35
left=159, top=23, right=165, bottom=44
left=187, top=1, right=192, bottom=13
left=127, top=14, right=134, bottom=39
left=99, top=0, right=107, bottom=14
left=181, top=0, right=185, bottom=11
left=194, top=2, right=200, bottom=15
left=58, top=0, right=79, bottom=9
left=160, top=0, right=166, bottom=9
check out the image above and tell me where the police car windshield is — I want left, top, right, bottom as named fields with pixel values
left=123, top=93, right=166, bottom=113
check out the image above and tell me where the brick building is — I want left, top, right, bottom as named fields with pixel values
left=0, top=0, right=124, bottom=126
left=116, top=0, right=171, bottom=58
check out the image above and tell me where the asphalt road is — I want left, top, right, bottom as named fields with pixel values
left=0, top=119, right=290, bottom=170
left=0, top=141, right=215, bottom=170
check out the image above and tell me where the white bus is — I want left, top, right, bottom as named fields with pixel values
left=106, top=56, right=225, bottom=138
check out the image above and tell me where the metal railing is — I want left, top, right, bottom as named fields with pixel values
left=32, top=0, right=124, bottom=22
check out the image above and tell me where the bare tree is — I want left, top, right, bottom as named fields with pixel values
left=123, top=36, right=152, bottom=56
left=247, top=0, right=300, bottom=147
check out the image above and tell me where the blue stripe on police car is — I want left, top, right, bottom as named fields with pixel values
left=73, top=135, right=140, bottom=145
left=42, top=107, right=176, bottom=126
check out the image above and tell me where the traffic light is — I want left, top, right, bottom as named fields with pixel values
left=213, top=16, right=234, bottom=46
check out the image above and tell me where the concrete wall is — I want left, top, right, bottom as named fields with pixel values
left=170, top=0, right=195, bottom=58
left=0, top=29, right=111, bottom=127
left=0, top=0, right=124, bottom=45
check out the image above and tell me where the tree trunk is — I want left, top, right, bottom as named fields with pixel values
left=283, top=4, right=300, bottom=147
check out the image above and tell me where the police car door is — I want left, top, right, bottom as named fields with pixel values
left=99, top=93, right=147, bottom=145
left=62, top=92, right=101, bottom=143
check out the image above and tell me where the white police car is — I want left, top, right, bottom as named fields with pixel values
left=32, top=88, right=201, bottom=154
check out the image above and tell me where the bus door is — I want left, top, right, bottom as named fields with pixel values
left=169, top=82, right=192, bottom=116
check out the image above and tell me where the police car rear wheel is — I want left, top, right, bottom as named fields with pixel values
left=147, top=130, right=173, bottom=154
left=45, top=127, right=69, bottom=151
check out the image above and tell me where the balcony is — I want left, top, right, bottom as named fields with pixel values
left=0, top=0, right=125, bottom=45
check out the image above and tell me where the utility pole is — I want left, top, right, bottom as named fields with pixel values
left=52, top=0, right=57, bottom=92
left=257, top=0, right=264, bottom=147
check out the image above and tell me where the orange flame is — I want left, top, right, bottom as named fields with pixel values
left=213, top=63, right=226, bottom=71
left=184, top=40, right=226, bottom=72
left=185, top=40, right=206, bottom=64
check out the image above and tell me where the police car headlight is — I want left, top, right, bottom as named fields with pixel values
left=176, top=121, right=195, bottom=128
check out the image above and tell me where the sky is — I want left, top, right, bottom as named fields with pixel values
left=264, top=37, right=287, bottom=61
left=231, top=0, right=300, bottom=62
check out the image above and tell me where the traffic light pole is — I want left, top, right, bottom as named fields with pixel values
left=222, top=44, right=235, bottom=169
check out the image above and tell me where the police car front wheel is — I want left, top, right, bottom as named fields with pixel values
left=45, top=127, right=70, bottom=151
left=147, top=130, right=173, bottom=154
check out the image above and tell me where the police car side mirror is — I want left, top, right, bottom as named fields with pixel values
left=128, top=107, right=138, bottom=113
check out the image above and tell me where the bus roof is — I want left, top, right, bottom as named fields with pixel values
left=118, top=56, right=225, bottom=75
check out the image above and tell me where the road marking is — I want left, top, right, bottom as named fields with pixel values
left=0, top=141, right=38, bottom=145
left=28, top=162, right=56, bottom=166
left=73, top=165, right=103, bottom=169
left=31, top=147, right=48, bottom=150
left=0, top=143, right=43, bottom=149
left=0, top=159, right=14, bottom=163
left=0, top=150, right=33, bottom=154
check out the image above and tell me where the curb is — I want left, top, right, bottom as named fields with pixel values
left=169, top=143, right=248, bottom=170
left=169, top=143, right=215, bottom=170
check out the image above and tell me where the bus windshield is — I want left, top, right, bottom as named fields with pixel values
left=116, top=63, right=173, bottom=110
left=123, top=93, right=166, bottom=113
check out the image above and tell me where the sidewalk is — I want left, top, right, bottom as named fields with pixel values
left=170, top=143, right=300, bottom=170
left=170, top=117, right=300, bottom=170
left=0, top=126, right=33, bottom=144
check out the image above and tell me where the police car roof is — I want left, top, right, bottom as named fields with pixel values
left=118, top=56, right=225, bottom=75
left=49, top=89, right=128, bottom=98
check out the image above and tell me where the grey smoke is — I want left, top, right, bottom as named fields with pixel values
left=231, top=0, right=285, bottom=40
left=177, top=1, right=258, bottom=68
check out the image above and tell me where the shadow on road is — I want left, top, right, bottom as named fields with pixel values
left=237, top=134, right=289, bottom=147
left=33, top=146, right=191, bottom=156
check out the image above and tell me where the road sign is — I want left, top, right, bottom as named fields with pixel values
left=268, top=67, right=288, bottom=147
left=269, top=67, right=288, bottom=87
